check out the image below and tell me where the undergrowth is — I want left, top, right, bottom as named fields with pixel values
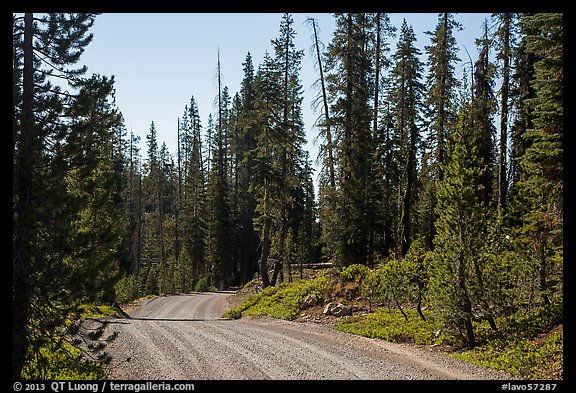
left=224, top=273, right=330, bottom=320
left=450, top=301, right=563, bottom=379
left=21, top=303, right=121, bottom=380
left=336, top=308, right=437, bottom=344
left=227, top=265, right=562, bottom=379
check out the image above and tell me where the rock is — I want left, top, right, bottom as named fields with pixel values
left=331, top=303, right=351, bottom=317
left=301, top=294, right=319, bottom=309
left=323, top=302, right=351, bottom=317
left=323, top=302, right=334, bottom=315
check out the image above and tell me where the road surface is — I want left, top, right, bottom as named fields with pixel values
left=104, top=292, right=507, bottom=380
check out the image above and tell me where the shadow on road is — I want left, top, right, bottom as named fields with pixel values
left=106, top=317, right=234, bottom=324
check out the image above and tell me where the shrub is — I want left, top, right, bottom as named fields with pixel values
left=336, top=308, right=436, bottom=345
left=225, top=274, right=330, bottom=320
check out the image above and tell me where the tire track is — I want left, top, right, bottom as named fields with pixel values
left=105, top=292, right=510, bottom=380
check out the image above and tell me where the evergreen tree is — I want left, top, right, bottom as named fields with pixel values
left=251, top=52, right=279, bottom=288
left=206, top=53, right=234, bottom=289
left=419, top=13, right=461, bottom=250
left=432, top=124, right=486, bottom=347
left=493, top=13, right=516, bottom=211
left=139, top=122, right=166, bottom=295
left=12, top=13, right=122, bottom=379
left=390, top=19, right=425, bottom=258
left=509, top=13, right=537, bottom=196
left=124, top=130, right=143, bottom=298
left=471, top=20, right=497, bottom=207
left=325, top=13, right=374, bottom=266
left=236, top=53, right=259, bottom=284
left=513, top=13, right=563, bottom=306
left=181, top=98, right=207, bottom=290
left=63, top=75, right=124, bottom=304
left=269, top=13, right=306, bottom=284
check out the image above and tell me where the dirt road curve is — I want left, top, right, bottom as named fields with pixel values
left=104, top=292, right=506, bottom=380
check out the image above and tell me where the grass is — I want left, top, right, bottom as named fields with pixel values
left=224, top=273, right=330, bottom=320
left=76, top=303, right=122, bottom=319
left=336, top=308, right=438, bottom=344
left=226, top=266, right=562, bottom=379
left=451, top=327, right=563, bottom=379
left=450, top=301, right=563, bottom=379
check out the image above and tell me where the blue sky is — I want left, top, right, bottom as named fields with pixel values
left=79, top=13, right=492, bottom=178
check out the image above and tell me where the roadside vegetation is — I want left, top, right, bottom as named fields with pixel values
left=20, top=304, right=121, bottom=379
left=227, top=264, right=563, bottom=380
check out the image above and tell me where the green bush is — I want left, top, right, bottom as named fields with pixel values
left=451, top=328, right=563, bottom=379
left=225, top=274, right=330, bottom=320
left=336, top=308, right=437, bottom=345
left=22, top=340, right=107, bottom=380
left=451, top=301, right=563, bottom=379
left=194, top=276, right=218, bottom=292
left=114, top=274, right=136, bottom=306
left=336, top=264, right=372, bottom=282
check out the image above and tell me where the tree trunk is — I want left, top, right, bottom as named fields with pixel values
left=498, top=14, right=510, bottom=211
left=259, top=223, right=271, bottom=288
left=259, top=123, right=271, bottom=289
left=308, top=17, right=335, bottom=189
left=416, top=287, right=426, bottom=321
left=13, top=12, right=35, bottom=380
left=472, top=258, right=498, bottom=332
left=390, top=285, right=408, bottom=321
left=458, top=254, right=477, bottom=347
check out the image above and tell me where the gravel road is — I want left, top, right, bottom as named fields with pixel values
left=104, top=292, right=509, bottom=380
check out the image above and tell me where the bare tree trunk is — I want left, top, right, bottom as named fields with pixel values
left=390, top=285, right=408, bottom=321
left=307, top=17, right=335, bottom=189
left=498, top=14, right=510, bottom=211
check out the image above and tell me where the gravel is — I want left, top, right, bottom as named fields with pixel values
left=103, top=292, right=511, bottom=380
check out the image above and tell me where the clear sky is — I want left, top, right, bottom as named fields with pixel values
left=79, top=13, right=493, bottom=180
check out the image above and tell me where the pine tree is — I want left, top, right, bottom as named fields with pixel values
left=124, top=130, right=143, bottom=298
left=471, top=20, right=497, bottom=207
left=509, top=13, right=537, bottom=196
left=432, top=124, right=485, bottom=347
left=269, top=13, right=306, bottom=285
left=514, top=13, right=563, bottom=305
left=63, top=74, right=124, bottom=305
left=390, top=19, right=425, bottom=258
left=306, top=17, right=340, bottom=263
left=236, top=53, right=259, bottom=284
left=12, top=13, right=122, bottom=379
left=206, top=53, right=234, bottom=290
left=325, top=13, right=374, bottom=266
left=366, top=13, right=396, bottom=261
left=306, top=17, right=335, bottom=190
left=418, top=14, right=461, bottom=250
left=493, top=13, right=516, bottom=211
left=139, top=122, right=166, bottom=295
left=181, top=98, right=207, bottom=290
left=251, top=51, right=282, bottom=288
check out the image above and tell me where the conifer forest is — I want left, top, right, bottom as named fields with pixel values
left=13, top=13, right=562, bottom=380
